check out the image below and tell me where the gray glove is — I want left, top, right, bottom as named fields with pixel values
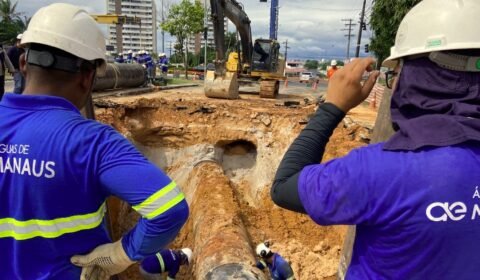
left=71, top=239, right=136, bottom=280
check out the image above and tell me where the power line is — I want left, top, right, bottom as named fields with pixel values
left=341, top=18, right=356, bottom=60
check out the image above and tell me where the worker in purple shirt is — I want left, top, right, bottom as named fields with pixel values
left=271, top=0, right=480, bottom=279
left=140, top=248, right=192, bottom=280
left=255, top=242, right=295, bottom=280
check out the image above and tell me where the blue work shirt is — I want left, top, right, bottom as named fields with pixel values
left=158, top=57, right=169, bottom=70
left=299, top=142, right=480, bottom=279
left=141, top=249, right=182, bottom=278
left=0, top=94, right=188, bottom=279
left=144, top=55, right=154, bottom=69
left=115, top=56, right=124, bottom=63
left=256, top=253, right=294, bottom=280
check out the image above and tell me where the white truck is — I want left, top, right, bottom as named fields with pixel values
left=299, top=72, right=314, bottom=83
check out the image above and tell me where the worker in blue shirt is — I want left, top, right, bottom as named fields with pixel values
left=140, top=248, right=192, bottom=280
left=255, top=242, right=295, bottom=280
left=143, top=51, right=155, bottom=83
left=0, top=4, right=188, bottom=279
left=271, top=0, right=480, bottom=279
left=158, top=53, right=169, bottom=78
left=7, top=33, right=25, bottom=93
left=115, top=52, right=124, bottom=63
left=126, top=50, right=133, bottom=63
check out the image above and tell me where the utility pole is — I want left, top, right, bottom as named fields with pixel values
left=114, top=0, right=123, bottom=53
left=283, top=39, right=289, bottom=61
left=162, top=0, right=165, bottom=53
left=204, top=0, right=208, bottom=75
left=355, top=0, right=367, bottom=57
left=341, top=18, right=356, bottom=60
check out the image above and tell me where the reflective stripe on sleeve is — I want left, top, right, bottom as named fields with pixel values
left=132, top=181, right=185, bottom=219
left=0, top=202, right=106, bottom=240
left=156, top=252, right=166, bottom=273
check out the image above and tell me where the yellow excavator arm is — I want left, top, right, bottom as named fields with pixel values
left=90, top=14, right=141, bottom=25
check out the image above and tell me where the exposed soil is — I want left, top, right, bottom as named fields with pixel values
left=94, top=87, right=377, bottom=279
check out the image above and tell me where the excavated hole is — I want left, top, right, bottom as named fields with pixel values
left=216, top=140, right=257, bottom=181
left=96, top=98, right=370, bottom=280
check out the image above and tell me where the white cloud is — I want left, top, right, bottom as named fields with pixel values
left=15, top=0, right=375, bottom=60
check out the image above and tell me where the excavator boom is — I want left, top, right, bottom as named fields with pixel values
left=205, top=0, right=284, bottom=99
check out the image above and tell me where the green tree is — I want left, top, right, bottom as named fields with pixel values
left=369, top=0, right=421, bottom=66
left=304, top=60, right=319, bottom=70
left=224, top=31, right=238, bottom=53
left=0, top=0, right=26, bottom=44
left=200, top=46, right=216, bottom=65
left=0, top=0, right=20, bottom=22
left=161, top=0, right=204, bottom=78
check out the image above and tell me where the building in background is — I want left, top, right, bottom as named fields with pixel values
left=106, top=0, right=157, bottom=53
left=187, top=0, right=228, bottom=55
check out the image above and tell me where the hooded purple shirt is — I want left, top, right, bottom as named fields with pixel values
left=298, top=58, right=480, bottom=279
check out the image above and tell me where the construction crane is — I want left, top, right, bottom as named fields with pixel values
left=90, top=14, right=142, bottom=53
left=260, top=0, right=279, bottom=40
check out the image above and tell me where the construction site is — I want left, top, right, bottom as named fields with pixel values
left=89, top=79, right=379, bottom=279
left=0, top=0, right=392, bottom=279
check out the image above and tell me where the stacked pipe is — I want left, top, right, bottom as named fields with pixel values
left=93, top=63, right=146, bottom=91
left=185, top=161, right=266, bottom=280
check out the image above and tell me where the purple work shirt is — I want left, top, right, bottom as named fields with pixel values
left=299, top=142, right=480, bottom=279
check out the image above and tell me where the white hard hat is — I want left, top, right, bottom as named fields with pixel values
left=118, top=52, right=123, bottom=56
left=128, top=50, right=133, bottom=54
left=22, top=3, right=106, bottom=74
left=132, top=52, right=137, bottom=57
left=331, top=60, right=337, bottom=66
left=180, top=248, right=193, bottom=264
left=159, top=53, right=166, bottom=57
left=145, top=51, right=149, bottom=55
left=256, top=242, right=271, bottom=258
left=383, top=0, right=480, bottom=68
left=16, top=34, right=23, bottom=40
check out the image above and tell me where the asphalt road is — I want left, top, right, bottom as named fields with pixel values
left=4, top=79, right=14, bottom=93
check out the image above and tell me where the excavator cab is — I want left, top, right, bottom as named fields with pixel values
left=252, top=39, right=280, bottom=73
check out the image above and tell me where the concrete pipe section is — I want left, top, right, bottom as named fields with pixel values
left=93, top=63, right=147, bottom=91
left=185, top=161, right=266, bottom=280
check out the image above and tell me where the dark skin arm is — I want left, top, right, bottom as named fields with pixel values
left=271, top=58, right=380, bottom=213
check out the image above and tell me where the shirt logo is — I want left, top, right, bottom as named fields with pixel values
left=425, top=186, right=480, bottom=222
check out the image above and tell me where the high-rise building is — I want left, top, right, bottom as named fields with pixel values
left=187, top=0, right=227, bottom=54
left=106, top=0, right=157, bottom=54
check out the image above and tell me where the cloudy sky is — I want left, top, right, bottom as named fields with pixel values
left=16, top=0, right=374, bottom=60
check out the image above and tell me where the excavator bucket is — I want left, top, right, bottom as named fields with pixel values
left=204, top=71, right=239, bottom=99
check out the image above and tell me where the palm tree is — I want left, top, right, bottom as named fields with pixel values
left=0, top=0, right=25, bottom=44
left=0, top=0, right=21, bottom=23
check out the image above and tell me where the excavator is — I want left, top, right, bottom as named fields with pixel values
left=205, top=0, right=285, bottom=99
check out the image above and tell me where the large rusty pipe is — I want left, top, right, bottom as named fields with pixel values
left=93, top=63, right=146, bottom=91
left=185, top=162, right=266, bottom=280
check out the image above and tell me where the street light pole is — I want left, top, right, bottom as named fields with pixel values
left=204, top=0, right=208, bottom=76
